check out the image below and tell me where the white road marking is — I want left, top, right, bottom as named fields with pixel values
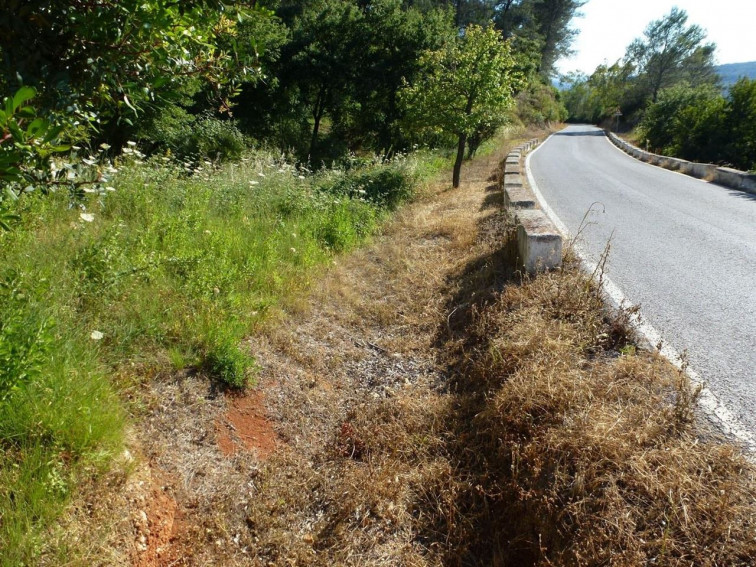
left=525, top=135, right=756, bottom=453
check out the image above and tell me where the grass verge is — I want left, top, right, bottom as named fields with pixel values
left=0, top=147, right=429, bottom=564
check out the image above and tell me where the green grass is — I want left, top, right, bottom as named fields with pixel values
left=0, top=149, right=424, bottom=564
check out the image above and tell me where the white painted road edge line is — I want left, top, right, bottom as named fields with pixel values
left=525, top=135, right=756, bottom=453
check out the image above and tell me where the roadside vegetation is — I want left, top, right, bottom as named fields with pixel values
left=3, top=0, right=755, bottom=564
left=0, top=146, right=430, bottom=564
left=0, top=0, right=579, bottom=562
left=124, top=138, right=756, bottom=566
left=561, top=7, right=756, bottom=172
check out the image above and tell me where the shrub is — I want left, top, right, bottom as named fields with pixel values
left=724, top=78, right=756, bottom=171
left=515, top=82, right=568, bottom=127
left=638, top=84, right=726, bottom=162
left=322, top=158, right=416, bottom=211
left=141, top=107, right=247, bottom=161
left=204, top=331, right=256, bottom=389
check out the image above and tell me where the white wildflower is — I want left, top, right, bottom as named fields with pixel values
left=80, top=213, right=95, bottom=222
left=90, top=330, right=104, bottom=340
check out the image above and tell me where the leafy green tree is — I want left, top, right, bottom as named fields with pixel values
left=494, top=0, right=585, bottom=78
left=272, top=0, right=364, bottom=158
left=638, top=83, right=725, bottom=160
left=400, top=24, right=521, bottom=187
left=350, top=0, right=454, bottom=152
left=625, top=7, right=717, bottom=103
left=723, top=78, right=756, bottom=171
left=560, top=71, right=591, bottom=121
left=408, top=1, right=586, bottom=78
left=0, top=0, right=274, bottom=147
left=235, top=0, right=454, bottom=159
left=529, top=0, right=586, bottom=76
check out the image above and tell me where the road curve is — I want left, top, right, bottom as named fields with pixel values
left=529, top=124, right=756, bottom=436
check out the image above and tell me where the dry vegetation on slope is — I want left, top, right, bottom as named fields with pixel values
left=51, top=128, right=756, bottom=566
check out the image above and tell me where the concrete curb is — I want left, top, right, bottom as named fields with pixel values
left=606, top=131, right=756, bottom=195
left=501, top=138, right=563, bottom=273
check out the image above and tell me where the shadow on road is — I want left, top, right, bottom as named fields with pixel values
left=553, top=129, right=605, bottom=137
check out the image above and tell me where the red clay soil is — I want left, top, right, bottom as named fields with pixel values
left=132, top=483, right=182, bottom=567
left=215, top=390, right=278, bottom=458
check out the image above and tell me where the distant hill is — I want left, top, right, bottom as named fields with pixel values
left=717, top=61, right=756, bottom=86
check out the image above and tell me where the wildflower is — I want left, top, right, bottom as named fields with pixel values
left=290, top=247, right=297, bottom=253
left=80, top=213, right=95, bottom=222
left=249, top=180, right=259, bottom=185
left=126, top=141, right=137, bottom=147
left=105, top=186, right=116, bottom=192
left=90, top=330, right=104, bottom=340
left=99, top=143, right=111, bottom=150
left=258, top=172, right=266, bottom=177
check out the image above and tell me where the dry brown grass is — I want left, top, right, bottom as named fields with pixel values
left=56, top=126, right=756, bottom=566
left=440, top=261, right=756, bottom=565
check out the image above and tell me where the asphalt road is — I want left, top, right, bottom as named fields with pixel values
left=528, top=124, right=756, bottom=436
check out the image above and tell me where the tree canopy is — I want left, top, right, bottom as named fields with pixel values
left=0, top=0, right=581, bottom=198
left=624, top=7, right=717, bottom=103
left=400, top=24, right=521, bottom=187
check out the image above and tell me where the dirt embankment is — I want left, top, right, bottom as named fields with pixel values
left=56, top=129, right=756, bottom=566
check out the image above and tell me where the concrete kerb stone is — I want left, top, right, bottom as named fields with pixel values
left=606, top=131, right=756, bottom=195
left=503, top=171, right=522, bottom=187
left=515, top=209, right=563, bottom=273
left=500, top=136, right=562, bottom=273
left=504, top=185, right=537, bottom=209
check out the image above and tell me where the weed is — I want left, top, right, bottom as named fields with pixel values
left=204, top=329, right=257, bottom=389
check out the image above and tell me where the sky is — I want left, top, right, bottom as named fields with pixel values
left=556, top=0, right=756, bottom=76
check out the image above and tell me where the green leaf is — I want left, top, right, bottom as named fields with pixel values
left=12, top=86, right=37, bottom=112
left=26, top=118, right=49, bottom=138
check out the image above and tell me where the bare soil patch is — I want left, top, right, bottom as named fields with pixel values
left=216, top=391, right=279, bottom=458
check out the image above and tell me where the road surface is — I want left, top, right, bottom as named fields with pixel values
left=528, top=124, right=756, bottom=437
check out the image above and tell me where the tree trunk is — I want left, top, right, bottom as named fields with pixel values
left=453, top=132, right=467, bottom=188
left=309, top=87, right=328, bottom=158
left=310, top=111, right=322, bottom=158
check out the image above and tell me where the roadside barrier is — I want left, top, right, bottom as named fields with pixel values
left=606, top=132, right=756, bottom=195
left=501, top=139, right=563, bottom=273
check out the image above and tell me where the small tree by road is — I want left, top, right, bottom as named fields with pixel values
left=400, top=24, right=520, bottom=188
